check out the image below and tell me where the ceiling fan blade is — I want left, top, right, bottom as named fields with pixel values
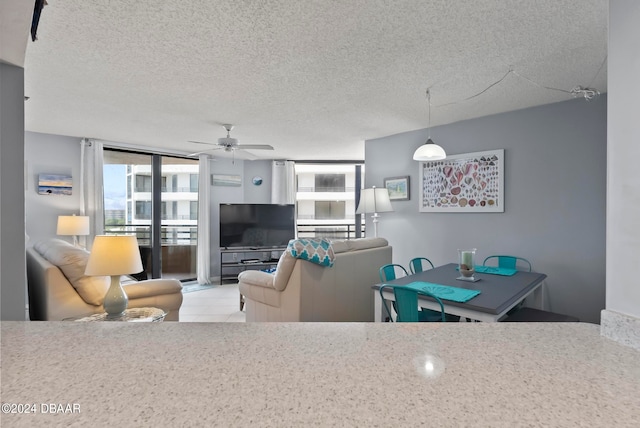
left=188, top=140, right=218, bottom=146
left=187, top=147, right=223, bottom=156
left=236, top=144, right=274, bottom=150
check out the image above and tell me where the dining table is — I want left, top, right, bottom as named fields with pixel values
left=372, top=263, right=547, bottom=322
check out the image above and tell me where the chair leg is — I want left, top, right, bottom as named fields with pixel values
left=239, top=293, right=245, bottom=311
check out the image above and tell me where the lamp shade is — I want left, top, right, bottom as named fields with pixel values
left=413, top=138, right=447, bottom=161
left=85, top=235, right=143, bottom=276
left=56, top=215, right=90, bottom=236
left=356, top=187, right=393, bottom=214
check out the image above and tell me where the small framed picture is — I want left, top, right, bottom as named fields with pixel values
left=384, top=176, right=410, bottom=201
left=38, top=174, right=72, bottom=195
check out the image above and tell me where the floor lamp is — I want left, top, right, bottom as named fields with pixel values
left=355, top=186, right=393, bottom=238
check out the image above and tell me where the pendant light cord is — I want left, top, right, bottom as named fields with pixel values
left=427, top=55, right=605, bottom=108
left=426, top=89, right=431, bottom=139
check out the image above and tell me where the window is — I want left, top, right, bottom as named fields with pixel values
left=190, top=174, right=198, bottom=192
left=161, top=201, right=167, bottom=219
left=315, top=201, right=345, bottom=219
left=135, top=175, right=152, bottom=192
left=315, top=174, right=345, bottom=192
left=190, top=201, right=198, bottom=220
left=135, top=201, right=151, bottom=219
left=160, top=201, right=178, bottom=220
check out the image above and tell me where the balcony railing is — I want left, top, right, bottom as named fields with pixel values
left=104, top=224, right=197, bottom=280
left=161, top=187, right=198, bottom=193
left=133, top=214, right=198, bottom=221
left=106, top=222, right=367, bottom=244
left=134, top=187, right=198, bottom=193
left=296, top=214, right=358, bottom=220
left=296, top=223, right=365, bottom=240
left=160, top=214, right=197, bottom=221
left=104, top=224, right=197, bottom=246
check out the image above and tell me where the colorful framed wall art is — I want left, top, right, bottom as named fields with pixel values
left=419, top=149, right=504, bottom=213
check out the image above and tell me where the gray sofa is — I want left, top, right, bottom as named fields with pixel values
left=26, top=239, right=183, bottom=321
left=238, top=238, right=392, bottom=321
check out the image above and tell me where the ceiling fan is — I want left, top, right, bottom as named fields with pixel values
left=187, top=124, right=274, bottom=158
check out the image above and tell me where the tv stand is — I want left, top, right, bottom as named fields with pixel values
left=219, top=247, right=287, bottom=284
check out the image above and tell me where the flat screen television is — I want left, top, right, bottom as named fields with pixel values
left=219, top=203, right=295, bottom=249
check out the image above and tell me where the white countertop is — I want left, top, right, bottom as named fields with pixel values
left=1, top=322, right=639, bottom=427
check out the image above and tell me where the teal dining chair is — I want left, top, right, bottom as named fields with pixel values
left=482, top=255, right=573, bottom=321
left=379, top=284, right=446, bottom=322
left=482, top=255, right=532, bottom=272
left=408, top=257, right=435, bottom=274
left=379, top=264, right=409, bottom=282
left=378, top=263, right=447, bottom=322
left=482, top=255, right=531, bottom=316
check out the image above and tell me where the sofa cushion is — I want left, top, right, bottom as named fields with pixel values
left=288, top=238, right=335, bottom=267
left=330, top=240, right=350, bottom=254
left=325, top=237, right=389, bottom=254
left=346, top=237, right=388, bottom=251
left=34, top=239, right=109, bottom=306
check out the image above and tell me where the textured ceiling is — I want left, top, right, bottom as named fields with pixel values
left=21, top=0, right=608, bottom=160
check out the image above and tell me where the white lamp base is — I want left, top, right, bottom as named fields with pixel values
left=371, top=212, right=380, bottom=238
left=104, top=275, right=128, bottom=317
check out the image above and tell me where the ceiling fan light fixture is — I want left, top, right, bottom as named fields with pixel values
left=413, top=138, right=446, bottom=161
left=218, top=137, right=238, bottom=146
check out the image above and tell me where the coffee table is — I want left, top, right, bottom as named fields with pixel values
left=65, top=307, right=166, bottom=322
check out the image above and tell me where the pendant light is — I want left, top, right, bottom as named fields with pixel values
left=413, top=89, right=446, bottom=161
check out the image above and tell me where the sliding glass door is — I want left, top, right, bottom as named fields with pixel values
left=103, top=149, right=198, bottom=281
left=158, top=156, right=198, bottom=280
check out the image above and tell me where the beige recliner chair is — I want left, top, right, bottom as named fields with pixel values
left=238, top=238, right=392, bottom=321
left=27, top=239, right=183, bottom=321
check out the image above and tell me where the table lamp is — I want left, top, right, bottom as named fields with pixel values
left=85, top=235, right=143, bottom=317
left=57, top=215, right=90, bottom=247
left=355, top=186, right=394, bottom=238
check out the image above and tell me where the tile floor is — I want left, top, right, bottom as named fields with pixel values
left=179, top=283, right=246, bottom=322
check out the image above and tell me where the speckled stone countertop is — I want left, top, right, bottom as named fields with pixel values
left=1, top=322, right=639, bottom=427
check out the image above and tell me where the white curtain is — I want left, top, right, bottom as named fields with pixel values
left=81, top=139, right=104, bottom=249
left=271, top=160, right=295, bottom=204
left=196, top=154, right=212, bottom=284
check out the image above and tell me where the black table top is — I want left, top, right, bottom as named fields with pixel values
left=373, top=263, right=547, bottom=315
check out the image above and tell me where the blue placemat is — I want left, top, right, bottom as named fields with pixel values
left=455, top=265, right=518, bottom=276
left=404, top=281, right=481, bottom=303
left=474, top=265, right=517, bottom=276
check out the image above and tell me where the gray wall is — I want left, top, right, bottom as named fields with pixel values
left=0, top=62, right=27, bottom=320
left=364, top=97, right=607, bottom=324
left=24, top=132, right=83, bottom=246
